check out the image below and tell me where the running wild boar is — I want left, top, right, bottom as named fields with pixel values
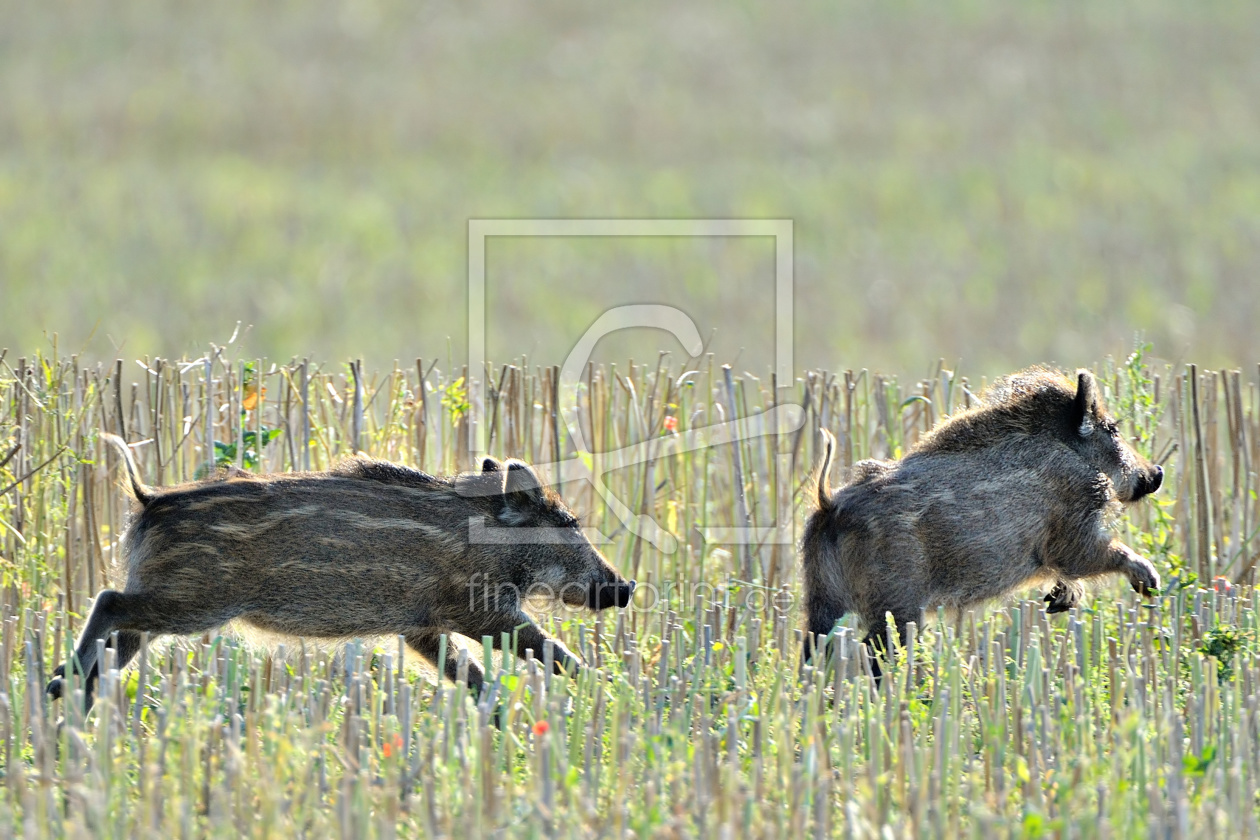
left=802, top=368, right=1162, bottom=670
left=48, top=435, right=634, bottom=711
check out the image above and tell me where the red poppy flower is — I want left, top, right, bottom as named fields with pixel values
left=383, top=733, right=403, bottom=757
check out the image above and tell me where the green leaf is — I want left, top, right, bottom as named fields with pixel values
left=1021, top=812, right=1046, bottom=839
left=1184, top=745, right=1217, bottom=777
left=213, top=440, right=237, bottom=467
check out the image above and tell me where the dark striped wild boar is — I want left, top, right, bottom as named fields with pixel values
left=48, top=435, right=634, bottom=711
left=802, top=368, right=1162, bottom=672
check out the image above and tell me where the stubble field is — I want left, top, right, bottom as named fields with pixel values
left=0, top=348, right=1258, bottom=836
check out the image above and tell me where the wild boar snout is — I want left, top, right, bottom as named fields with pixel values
left=1134, top=464, right=1163, bottom=499
left=589, top=579, right=636, bottom=610
left=1112, top=449, right=1162, bottom=503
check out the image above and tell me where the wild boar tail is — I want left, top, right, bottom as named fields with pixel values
left=815, top=428, right=836, bottom=511
left=100, top=433, right=154, bottom=506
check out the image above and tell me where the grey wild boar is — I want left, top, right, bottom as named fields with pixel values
left=802, top=368, right=1162, bottom=671
left=48, top=435, right=634, bottom=711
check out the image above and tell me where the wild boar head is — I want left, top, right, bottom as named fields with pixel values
left=1066, top=370, right=1163, bottom=503
left=470, top=457, right=635, bottom=610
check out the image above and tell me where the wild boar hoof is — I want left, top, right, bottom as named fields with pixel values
left=46, top=666, right=66, bottom=700
left=1043, top=584, right=1077, bottom=614
left=1128, top=560, right=1161, bottom=596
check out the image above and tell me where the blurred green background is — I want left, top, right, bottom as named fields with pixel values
left=2, top=0, right=1258, bottom=374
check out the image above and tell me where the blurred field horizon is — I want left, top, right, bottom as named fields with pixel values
left=3, top=0, right=1258, bottom=376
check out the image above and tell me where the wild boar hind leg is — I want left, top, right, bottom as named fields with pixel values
left=1043, top=579, right=1086, bottom=614
left=48, top=588, right=242, bottom=708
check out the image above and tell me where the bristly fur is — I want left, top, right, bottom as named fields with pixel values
left=48, top=448, right=635, bottom=716
left=913, top=367, right=1082, bottom=455
left=801, top=366, right=1164, bottom=673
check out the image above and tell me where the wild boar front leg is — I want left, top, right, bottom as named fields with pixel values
left=1107, top=540, right=1161, bottom=594
left=862, top=608, right=922, bottom=682
left=404, top=627, right=486, bottom=697
left=481, top=613, right=581, bottom=677
left=1057, top=538, right=1161, bottom=596
left=802, top=596, right=846, bottom=666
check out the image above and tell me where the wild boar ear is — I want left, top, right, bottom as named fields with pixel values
left=1074, top=370, right=1099, bottom=437
left=481, top=457, right=503, bottom=474
left=502, top=460, right=546, bottom=511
